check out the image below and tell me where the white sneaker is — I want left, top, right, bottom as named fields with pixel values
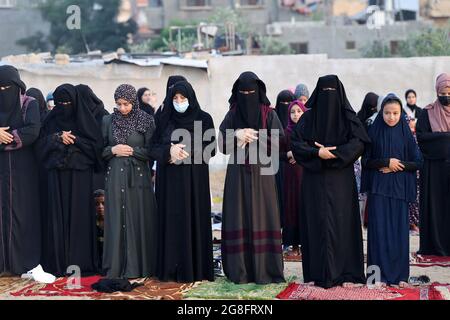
left=21, top=265, right=56, bottom=284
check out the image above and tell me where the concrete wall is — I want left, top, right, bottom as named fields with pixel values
left=11, top=54, right=450, bottom=168
left=269, top=20, right=432, bottom=58
left=134, top=0, right=299, bottom=34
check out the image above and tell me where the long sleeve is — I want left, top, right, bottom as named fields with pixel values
left=149, top=121, right=171, bottom=164
left=36, top=130, right=66, bottom=164
left=328, top=137, right=365, bottom=169
left=2, top=101, right=41, bottom=152
left=291, top=115, right=322, bottom=172
left=102, top=116, right=115, bottom=162
left=133, top=120, right=156, bottom=162
left=218, top=111, right=238, bottom=156
left=72, top=135, right=99, bottom=163
left=197, top=112, right=216, bottom=164
left=416, top=110, right=450, bottom=160
left=401, top=161, right=421, bottom=172
left=364, top=159, right=390, bottom=169
left=266, top=111, right=285, bottom=157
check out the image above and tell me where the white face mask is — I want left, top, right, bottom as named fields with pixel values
left=173, top=100, right=189, bottom=113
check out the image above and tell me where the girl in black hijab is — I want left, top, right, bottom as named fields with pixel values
left=76, top=84, right=109, bottom=190
left=275, top=90, right=297, bottom=129
left=26, top=87, right=49, bottom=122
left=291, top=75, right=370, bottom=289
left=152, top=80, right=216, bottom=283
left=219, top=71, right=285, bottom=284
left=38, top=83, right=104, bottom=277
left=404, top=89, right=422, bottom=120
left=0, top=65, right=42, bottom=276
left=274, top=90, right=296, bottom=230
left=137, top=87, right=156, bottom=116
left=357, top=92, right=379, bottom=130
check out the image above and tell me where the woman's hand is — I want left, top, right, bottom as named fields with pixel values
left=315, top=142, right=337, bottom=160
left=389, top=158, right=405, bottom=172
left=112, top=144, right=134, bottom=157
left=236, top=129, right=258, bottom=149
left=287, top=151, right=297, bottom=165
left=0, top=127, right=13, bottom=145
left=61, top=131, right=76, bottom=145
left=170, top=144, right=190, bottom=163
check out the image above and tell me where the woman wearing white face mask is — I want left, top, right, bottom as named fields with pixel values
left=151, top=80, right=217, bottom=283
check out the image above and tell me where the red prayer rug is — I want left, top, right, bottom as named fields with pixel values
left=410, top=253, right=450, bottom=268
left=2, top=276, right=195, bottom=300
left=10, top=276, right=103, bottom=298
left=276, top=282, right=447, bottom=300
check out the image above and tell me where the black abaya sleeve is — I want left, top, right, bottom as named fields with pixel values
left=36, top=130, right=66, bottom=164
left=148, top=125, right=171, bottom=164
left=218, top=111, right=238, bottom=156
left=72, top=135, right=101, bottom=163
left=267, top=111, right=285, bottom=155
left=291, top=115, right=322, bottom=172
left=2, top=101, right=41, bottom=152
left=102, top=116, right=115, bottom=162
left=134, top=123, right=156, bottom=162
left=196, top=111, right=216, bottom=164
left=329, top=136, right=365, bottom=169
left=416, top=110, right=450, bottom=160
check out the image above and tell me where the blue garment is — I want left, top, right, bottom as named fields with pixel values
left=362, top=93, right=422, bottom=285
left=367, top=194, right=410, bottom=285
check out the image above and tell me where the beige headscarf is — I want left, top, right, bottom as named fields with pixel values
left=425, top=73, right=450, bottom=132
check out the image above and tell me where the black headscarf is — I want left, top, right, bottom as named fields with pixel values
left=112, top=84, right=153, bottom=145
left=26, top=87, right=48, bottom=120
left=155, top=75, right=188, bottom=136
left=304, top=75, right=370, bottom=146
left=0, top=65, right=26, bottom=128
left=404, top=89, right=419, bottom=113
left=167, top=80, right=201, bottom=132
left=229, top=71, right=271, bottom=130
left=76, top=84, right=109, bottom=124
left=137, top=87, right=155, bottom=116
left=44, top=83, right=104, bottom=158
left=357, top=92, right=379, bottom=124
left=275, top=90, right=296, bottom=129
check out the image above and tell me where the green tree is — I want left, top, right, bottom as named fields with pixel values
left=258, top=36, right=293, bottom=55
left=398, top=24, right=450, bottom=57
left=361, top=40, right=392, bottom=58
left=16, top=31, right=49, bottom=53
left=35, top=0, right=137, bottom=54
left=130, top=7, right=251, bottom=54
left=361, top=23, right=450, bottom=58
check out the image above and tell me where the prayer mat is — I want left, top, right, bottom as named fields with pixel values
left=277, top=282, right=447, bottom=300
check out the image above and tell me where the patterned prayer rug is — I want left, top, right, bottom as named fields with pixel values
left=277, top=282, right=447, bottom=300
left=0, top=276, right=194, bottom=300
left=410, top=253, right=450, bottom=268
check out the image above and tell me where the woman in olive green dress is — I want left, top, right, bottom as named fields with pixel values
left=102, top=84, right=158, bottom=279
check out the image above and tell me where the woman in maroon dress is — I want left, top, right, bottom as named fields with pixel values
left=280, top=100, right=308, bottom=257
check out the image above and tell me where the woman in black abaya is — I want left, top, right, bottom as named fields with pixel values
left=38, top=84, right=104, bottom=276
left=291, top=75, right=370, bottom=289
left=0, top=66, right=42, bottom=275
